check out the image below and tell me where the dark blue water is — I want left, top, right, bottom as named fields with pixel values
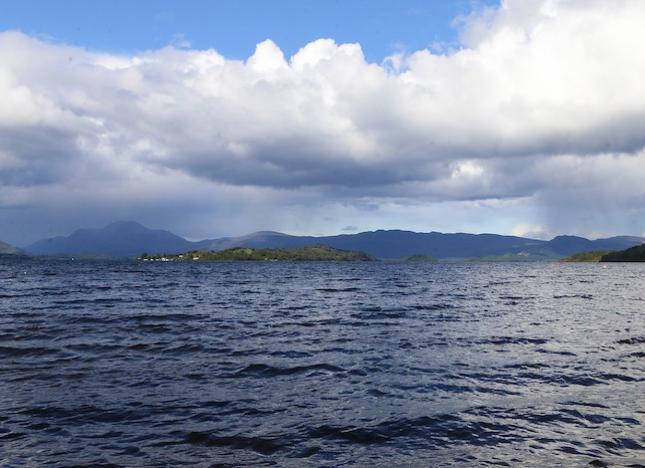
left=0, top=258, right=643, bottom=467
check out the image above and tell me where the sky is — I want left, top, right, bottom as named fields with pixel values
left=0, top=0, right=496, bottom=61
left=1, top=0, right=645, bottom=244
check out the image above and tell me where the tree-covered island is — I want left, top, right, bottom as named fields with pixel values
left=138, top=245, right=372, bottom=262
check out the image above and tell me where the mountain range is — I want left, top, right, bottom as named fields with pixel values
left=10, top=221, right=645, bottom=260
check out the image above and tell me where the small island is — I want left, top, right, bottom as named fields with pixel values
left=139, top=245, right=372, bottom=262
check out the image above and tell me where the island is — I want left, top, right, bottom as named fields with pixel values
left=138, top=245, right=372, bottom=262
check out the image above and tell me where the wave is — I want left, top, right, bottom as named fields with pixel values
left=231, top=363, right=345, bottom=378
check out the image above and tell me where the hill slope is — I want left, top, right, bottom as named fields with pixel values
left=601, top=245, right=645, bottom=262
left=561, top=251, right=612, bottom=262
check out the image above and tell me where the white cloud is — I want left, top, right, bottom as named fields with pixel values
left=1, top=0, right=645, bottom=242
left=511, top=223, right=551, bottom=240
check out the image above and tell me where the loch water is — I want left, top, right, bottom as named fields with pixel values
left=0, top=258, right=643, bottom=467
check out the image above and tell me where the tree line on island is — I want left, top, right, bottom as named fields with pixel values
left=139, top=245, right=374, bottom=262
left=138, top=246, right=438, bottom=262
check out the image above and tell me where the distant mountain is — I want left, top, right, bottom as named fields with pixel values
left=542, top=235, right=645, bottom=256
left=0, top=240, right=22, bottom=256
left=22, top=221, right=645, bottom=260
left=200, top=230, right=537, bottom=258
left=201, top=230, right=645, bottom=260
left=199, top=231, right=296, bottom=251
left=24, top=221, right=198, bottom=258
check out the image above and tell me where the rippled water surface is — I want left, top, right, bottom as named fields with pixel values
left=1, top=259, right=644, bottom=467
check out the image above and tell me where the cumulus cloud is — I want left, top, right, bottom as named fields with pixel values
left=1, top=0, right=645, bottom=242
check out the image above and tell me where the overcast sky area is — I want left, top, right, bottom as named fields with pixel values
left=1, top=0, right=645, bottom=245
